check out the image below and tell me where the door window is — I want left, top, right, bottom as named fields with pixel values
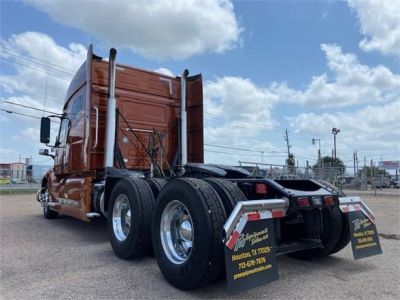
left=57, top=118, right=69, bottom=147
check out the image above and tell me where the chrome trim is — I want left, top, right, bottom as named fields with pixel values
left=86, top=212, right=100, bottom=218
left=180, top=69, right=189, bottom=166
left=223, top=199, right=289, bottom=240
left=104, top=48, right=117, bottom=168
left=92, top=106, right=99, bottom=149
left=125, top=128, right=154, bottom=133
left=54, top=198, right=80, bottom=207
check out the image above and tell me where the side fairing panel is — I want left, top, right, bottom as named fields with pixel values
left=89, top=59, right=204, bottom=171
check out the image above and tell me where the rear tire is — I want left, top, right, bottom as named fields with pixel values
left=107, top=178, right=154, bottom=259
left=152, top=178, right=227, bottom=290
left=330, top=211, right=351, bottom=254
left=204, top=178, right=246, bottom=215
left=145, top=178, right=167, bottom=199
left=289, top=206, right=343, bottom=260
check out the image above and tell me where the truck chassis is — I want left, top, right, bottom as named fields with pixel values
left=36, top=47, right=377, bottom=291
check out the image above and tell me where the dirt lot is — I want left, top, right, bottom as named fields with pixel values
left=1, top=190, right=399, bottom=299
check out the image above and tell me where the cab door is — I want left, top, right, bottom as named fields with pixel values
left=64, top=93, right=86, bottom=173
left=58, top=89, right=92, bottom=220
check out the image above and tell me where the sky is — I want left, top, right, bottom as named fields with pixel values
left=0, top=0, right=399, bottom=173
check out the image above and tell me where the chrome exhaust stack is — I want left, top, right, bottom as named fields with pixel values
left=104, top=48, right=117, bottom=168
left=181, top=69, right=189, bottom=166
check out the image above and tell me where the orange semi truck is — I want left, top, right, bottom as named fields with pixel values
left=37, top=46, right=380, bottom=291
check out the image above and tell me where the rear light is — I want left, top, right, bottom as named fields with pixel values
left=255, top=183, right=267, bottom=194
left=323, top=196, right=335, bottom=206
left=297, top=197, right=310, bottom=207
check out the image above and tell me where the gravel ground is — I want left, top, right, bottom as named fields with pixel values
left=0, top=189, right=399, bottom=299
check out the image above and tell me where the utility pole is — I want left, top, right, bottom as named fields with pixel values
left=284, top=129, right=291, bottom=157
left=312, top=138, right=321, bottom=169
left=355, top=151, right=359, bottom=175
left=331, top=127, right=340, bottom=160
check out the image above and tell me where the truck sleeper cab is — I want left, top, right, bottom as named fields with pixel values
left=37, top=46, right=364, bottom=290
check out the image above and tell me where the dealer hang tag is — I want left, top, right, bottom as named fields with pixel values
left=348, top=210, right=382, bottom=260
left=224, top=217, right=279, bottom=294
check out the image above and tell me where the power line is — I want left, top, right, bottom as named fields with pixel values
left=2, top=46, right=77, bottom=74
left=205, top=149, right=287, bottom=158
left=0, top=58, right=72, bottom=81
left=204, top=143, right=286, bottom=153
left=0, top=108, right=42, bottom=119
left=205, top=112, right=276, bottom=130
left=0, top=99, right=60, bottom=115
left=0, top=108, right=60, bottom=123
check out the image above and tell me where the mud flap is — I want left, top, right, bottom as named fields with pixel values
left=339, top=196, right=382, bottom=260
left=223, top=200, right=288, bottom=293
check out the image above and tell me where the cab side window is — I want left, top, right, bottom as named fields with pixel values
left=68, top=95, right=83, bottom=120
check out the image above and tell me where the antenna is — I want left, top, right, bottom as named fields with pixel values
left=42, top=79, right=48, bottom=117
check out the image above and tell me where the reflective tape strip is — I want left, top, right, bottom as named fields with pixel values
left=247, top=212, right=261, bottom=221
left=340, top=205, right=349, bottom=213
left=226, top=216, right=247, bottom=249
left=260, top=210, right=272, bottom=220
left=236, top=215, right=247, bottom=233
left=271, top=209, right=284, bottom=218
left=247, top=210, right=273, bottom=221
left=226, top=230, right=240, bottom=250
left=341, top=204, right=362, bottom=213
left=225, top=208, right=284, bottom=248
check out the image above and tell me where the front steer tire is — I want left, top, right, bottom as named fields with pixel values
left=107, top=178, right=154, bottom=259
left=41, top=187, right=58, bottom=219
left=152, top=178, right=227, bottom=290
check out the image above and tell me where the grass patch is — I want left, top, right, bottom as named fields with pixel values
left=0, top=189, right=37, bottom=195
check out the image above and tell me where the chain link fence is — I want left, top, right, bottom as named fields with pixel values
left=238, top=161, right=391, bottom=192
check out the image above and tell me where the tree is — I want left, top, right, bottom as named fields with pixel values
left=286, top=153, right=295, bottom=172
left=313, top=156, right=346, bottom=174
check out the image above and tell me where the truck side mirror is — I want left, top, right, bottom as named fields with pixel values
left=40, top=117, right=51, bottom=144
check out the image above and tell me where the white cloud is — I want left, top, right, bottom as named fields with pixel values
left=202, top=77, right=287, bottom=165
left=202, top=44, right=400, bottom=165
left=346, top=0, right=400, bottom=56
left=26, top=0, right=243, bottom=60
left=288, top=100, right=400, bottom=154
left=270, top=44, right=400, bottom=108
left=205, top=76, right=278, bottom=128
left=0, top=32, right=86, bottom=163
left=153, top=67, right=174, bottom=77
left=0, top=31, right=86, bottom=109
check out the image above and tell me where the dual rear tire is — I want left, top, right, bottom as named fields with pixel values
left=288, top=206, right=350, bottom=260
left=108, top=177, right=244, bottom=290
left=107, top=178, right=154, bottom=259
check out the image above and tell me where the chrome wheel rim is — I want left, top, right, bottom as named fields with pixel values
left=42, top=189, right=49, bottom=212
left=160, top=200, right=193, bottom=265
left=112, top=194, right=131, bottom=242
